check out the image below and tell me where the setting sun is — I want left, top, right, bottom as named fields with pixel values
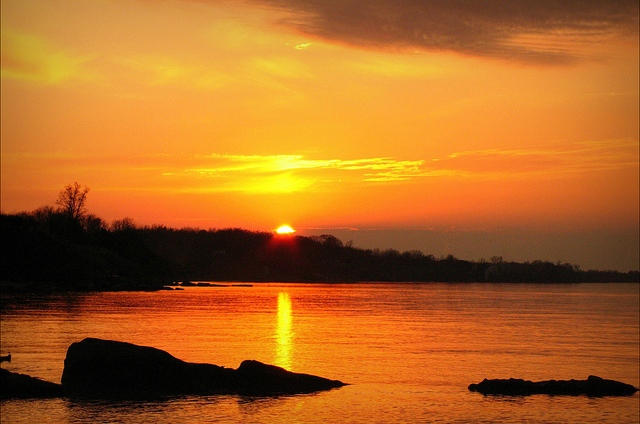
left=276, top=225, right=295, bottom=234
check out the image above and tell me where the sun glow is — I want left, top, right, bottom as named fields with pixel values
left=276, top=225, right=295, bottom=234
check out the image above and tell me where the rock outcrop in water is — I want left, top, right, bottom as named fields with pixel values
left=61, top=338, right=346, bottom=398
left=469, top=376, right=638, bottom=396
left=0, top=368, right=65, bottom=399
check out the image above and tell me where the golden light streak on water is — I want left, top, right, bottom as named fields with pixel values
left=276, top=292, right=293, bottom=369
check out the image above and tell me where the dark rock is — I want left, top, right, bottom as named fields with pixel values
left=1, top=368, right=65, bottom=399
left=62, top=338, right=346, bottom=398
left=234, top=360, right=346, bottom=395
left=61, top=338, right=232, bottom=397
left=469, top=375, right=639, bottom=397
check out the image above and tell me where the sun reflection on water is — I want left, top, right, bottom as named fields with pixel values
left=276, top=292, right=293, bottom=369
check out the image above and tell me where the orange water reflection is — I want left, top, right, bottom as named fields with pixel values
left=0, top=284, right=638, bottom=423
left=276, top=292, right=293, bottom=369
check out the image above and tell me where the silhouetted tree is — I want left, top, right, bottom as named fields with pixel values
left=32, top=205, right=57, bottom=223
left=56, top=182, right=90, bottom=221
left=111, top=217, right=136, bottom=232
left=83, top=214, right=107, bottom=234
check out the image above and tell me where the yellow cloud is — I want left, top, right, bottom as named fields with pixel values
left=184, top=154, right=422, bottom=176
left=5, top=141, right=635, bottom=196
left=1, top=28, right=94, bottom=84
left=363, top=176, right=411, bottom=182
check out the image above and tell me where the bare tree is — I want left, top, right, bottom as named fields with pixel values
left=111, top=217, right=136, bottom=231
left=56, top=182, right=90, bottom=221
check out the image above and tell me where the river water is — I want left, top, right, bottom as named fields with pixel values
left=1, top=283, right=638, bottom=423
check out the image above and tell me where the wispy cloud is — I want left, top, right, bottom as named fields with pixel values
left=1, top=152, right=425, bottom=194
left=430, top=139, right=639, bottom=176
left=3, top=140, right=636, bottom=194
left=1, top=21, right=307, bottom=92
left=1, top=28, right=96, bottom=84
left=179, top=154, right=426, bottom=192
left=250, top=0, right=638, bottom=64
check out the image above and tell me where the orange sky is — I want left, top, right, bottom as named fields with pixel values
left=2, top=0, right=638, bottom=271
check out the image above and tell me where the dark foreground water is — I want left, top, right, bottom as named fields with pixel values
left=1, top=283, right=638, bottom=423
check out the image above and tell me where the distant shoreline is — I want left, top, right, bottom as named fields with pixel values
left=2, top=212, right=638, bottom=293
left=1, top=279, right=638, bottom=295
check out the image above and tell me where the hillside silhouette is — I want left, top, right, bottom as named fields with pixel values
left=2, top=209, right=637, bottom=292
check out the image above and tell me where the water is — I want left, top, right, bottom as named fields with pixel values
left=1, top=283, right=638, bottom=423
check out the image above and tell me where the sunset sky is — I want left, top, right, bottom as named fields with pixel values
left=2, top=0, right=638, bottom=271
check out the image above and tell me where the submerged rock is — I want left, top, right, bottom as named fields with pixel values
left=469, top=376, right=638, bottom=397
left=0, top=368, right=64, bottom=399
left=62, top=338, right=346, bottom=398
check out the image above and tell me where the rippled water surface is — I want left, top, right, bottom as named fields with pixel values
left=1, top=283, right=638, bottom=423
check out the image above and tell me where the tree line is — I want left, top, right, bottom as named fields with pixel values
left=1, top=183, right=637, bottom=291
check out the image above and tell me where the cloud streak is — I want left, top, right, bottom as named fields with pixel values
left=431, top=139, right=639, bottom=176
left=253, top=0, right=638, bottom=64
left=3, top=140, right=636, bottom=195
left=180, top=154, right=426, bottom=192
